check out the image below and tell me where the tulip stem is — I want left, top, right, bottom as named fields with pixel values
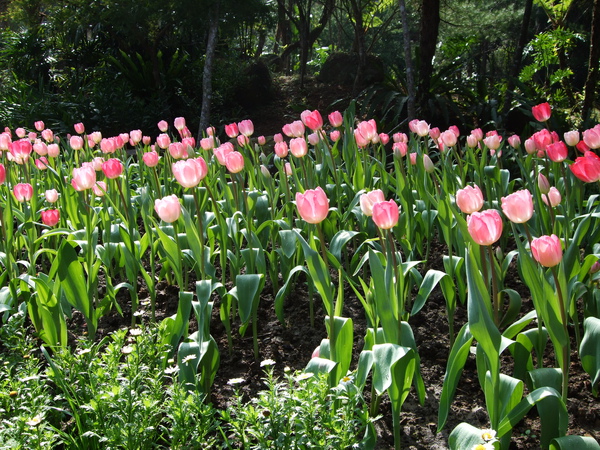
left=486, top=245, right=501, bottom=326
left=193, top=189, right=206, bottom=278
left=551, top=266, right=569, bottom=403
left=316, top=223, right=336, bottom=364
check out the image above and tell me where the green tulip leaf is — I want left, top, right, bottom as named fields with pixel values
left=580, top=316, right=600, bottom=396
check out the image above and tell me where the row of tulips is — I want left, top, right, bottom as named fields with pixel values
left=1, top=101, right=600, bottom=449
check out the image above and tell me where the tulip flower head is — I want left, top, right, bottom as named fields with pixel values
left=41, top=209, right=60, bottom=227
left=531, top=234, right=562, bottom=267
left=570, top=151, right=600, bottom=183
left=295, top=186, right=329, bottom=224
left=456, top=185, right=484, bottom=214
left=237, top=119, right=254, bottom=137
left=541, top=187, right=561, bottom=207
left=301, top=109, right=323, bottom=131
left=564, top=130, right=580, bottom=147
left=142, top=151, right=160, bottom=167
left=328, top=111, right=343, bottom=128
left=225, top=122, right=239, bottom=138
left=172, top=158, right=207, bottom=188
left=71, top=165, right=97, bottom=191
left=93, top=181, right=107, bottom=197
left=0, top=163, right=6, bottom=185
left=467, top=209, right=503, bottom=246
left=102, top=158, right=124, bottom=179
left=225, top=151, right=245, bottom=173
left=532, top=102, right=551, bottom=122
left=154, top=195, right=181, bottom=223
left=290, top=137, right=308, bottom=158
left=372, top=199, right=399, bottom=230
left=74, top=122, right=85, bottom=134
left=157, top=120, right=169, bottom=132
left=501, top=189, right=534, bottom=223
left=546, top=141, right=568, bottom=163
left=360, top=189, right=385, bottom=216
left=45, top=189, right=59, bottom=203
left=174, top=117, right=186, bottom=131
left=583, top=127, right=600, bottom=149
left=13, top=183, right=33, bottom=202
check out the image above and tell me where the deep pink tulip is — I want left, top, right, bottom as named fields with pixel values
left=74, top=122, right=85, bottom=134
left=157, top=120, right=168, bottom=132
left=532, top=129, right=553, bottom=152
left=237, top=119, right=254, bottom=137
left=0, top=163, right=6, bottom=185
left=501, top=189, right=534, bottom=223
left=168, top=142, right=188, bottom=159
left=542, top=187, right=561, bottom=207
left=225, top=151, right=245, bottom=173
left=467, top=209, right=503, bottom=245
left=172, top=158, right=207, bottom=188
left=564, top=130, right=580, bottom=147
left=102, top=158, right=124, bottom=179
left=35, top=157, right=49, bottom=170
left=449, top=125, right=460, bottom=137
left=583, top=128, right=600, bottom=149
left=570, top=151, right=600, bottom=182
left=290, top=137, right=308, bottom=158
left=328, top=111, right=343, bottom=128
left=41, top=209, right=60, bottom=227
left=156, top=133, right=171, bottom=149
left=45, top=189, right=58, bottom=203
left=274, top=141, right=289, bottom=158
left=10, top=139, right=33, bottom=164
left=532, top=102, right=551, bottom=122
left=72, top=165, right=97, bottom=191
left=379, top=133, right=390, bottom=145
left=225, top=123, right=239, bottom=138
left=393, top=142, right=407, bottom=158
left=372, top=199, right=399, bottom=230
left=360, top=189, right=385, bottom=216
left=295, top=186, right=329, bottom=224
left=531, top=234, right=562, bottom=267
left=429, top=127, right=441, bottom=141
left=546, top=141, right=568, bottom=162
left=174, top=117, right=186, bottom=131
left=456, top=185, right=484, bottom=214
left=301, top=110, right=323, bottom=131
left=142, top=151, right=160, bottom=167
left=154, top=195, right=181, bottom=223
left=13, top=183, right=34, bottom=202
left=576, top=141, right=590, bottom=153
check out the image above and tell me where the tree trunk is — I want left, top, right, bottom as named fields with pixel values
left=417, top=0, right=440, bottom=102
left=503, top=0, right=534, bottom=113
left=350, top=0, right=367, bottom=96
left=583, top=0, right=600, bottom=121
left=199, top=1, right=220, bottom=135
left=398, top=0, right=416, bottom=121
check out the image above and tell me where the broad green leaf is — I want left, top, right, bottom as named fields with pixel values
left=449, top=422, right=489, bottom=450
left=325, top=316, right=353, bottom=384
left=580, top=316, right=600, bottom=395
left=305, top=357, right=337, bottom=376
left=550, top=436, right=600, bottom=449
left=412, top=269, right=447, bottom=315
left=528, top=368, right=563, bottom=393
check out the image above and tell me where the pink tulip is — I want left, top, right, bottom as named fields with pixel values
left=33, top=141, right=48, bottom=156
left=142, top=151, right=160, bottom=167
left=532, top=129, right=553, bottom=152
left=328, top=111, right=343, bottom=128
left=564, top=130, right=580, bottom=147
left=41, top=129, right=54, bottom=142
left=330, top=130, right=341, bottom=142
left=130, top=129, right=143, bottom=145
left=41, top=209, right=60, bottom=227
left=206, top=126, right=215, bottom=136
left=423, top=154, right=435, bottom=173
left=0, top=163, right=5, bottom=185
left=274, top=141, right=289, bottom=158
left=456, top=185, right=484, bottom=214
left=524, top=137, right=536, bottom=155
left=93, top=181, right=107, bottom=197
left=393, top=142, right=407, bottom=158
left=466, top=134, right=478, bottom=148
left=393, top=132, right=408, bottom=143
left=413, top=120, right=430, bottom=137
left=15, top=127, right=26, bottom=138
left=225, top=123, right=239, bottom=138
left=379, top=133, right=390, bottom=145
left=156, top=133, right=171, bottom=149
left=74, top=122, right=85, bottom=134
left=157, top=120, right=169, bottom=132
left=154, top=195, right=181, bottom=223
left=429, top=127, right=441, bottom=141
left=72, top=165, right=97, bottom=191
left=354, top=128, right=370, bottom=148
left=70, top=135, right=84, bottom=151
left=483, top=132, right=501, bottom=150
left=214, top=142, right=234, bottom=165
left=274, top=133, right=284, bottom=143
left=290, top=137, right=308, bottom=158
left=47, top=143, right=60, bottom=158
left=91, top=157, right=104, bottom=171
left=307, top=133, right=319, bottom=146
left=10, top=139, right=33, bottom=164
left=360, top=189, right=385, bottom=216
left=283, top=120, right=305, bottom=138
left=409, top=153, right=417, bottom=165
left=301, top=110, right=323, bottom=131
left=174, top=117, right=186, bottom=131
left=372, top=199, right=399, bottom=230
left=570, top=151, right=600, bottom=182
left=449, top=125, right=460, bottom=137
left=542, top=187, right=561, bottom=207
left=34, top=121, right=44, bottom=131
left=576, top=141, right=590, bottom=153
left=538, top=173, right=551, bottom=194
left=546, top=141, right=568, bottom=162
left=45, top=189, right=58, bottom=203
left=225, top=151, right=245, bottom=173
left=35, top=157, right=49, bottom=170
left=467, top=209, right=503, bottom=245
left=258, top=135, right=266, bottom=146
left=172, top=158, right=207, bottom=188
left=532, top=102, right=551, bottom=122
left=237, top=119, right=254, bottom=137
left=102, top=158, right=124, bottom=179
left=471, top=128, right=484, bottom=141
left=295, top=186, right=329, bottom=224
left=90, top=131, right=102, bottom=144
left=200, top=137, right=215, bottom=151
left=100, top=138, right=116, bottom=154
left=355, top=120, right=378, bottom=144
left=439, top=130, right=457, bottom=148
left=501, top=189, right=534, bottom=223
left=284, top=162, right=293, bottom=176
left=168, top=142, right=188, bottom=159
left=508, top=135, right=521, bottom=149
left=583, top=127, right=600, bottom=149
left=531, top=234, right=562, bottom=267
left=13, top=183, right=34, bottom=202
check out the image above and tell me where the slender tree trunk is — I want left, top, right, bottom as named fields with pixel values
left=583, top=0, right=600, bottom=121
left=503, top=0, right=534, bottom=112
left=199, top=1, right=220, bottom=135
left=417, top=0, right=440, bottom=102
left=398, top=0, right=416, bottom=120
left=350, top=0, right=367, bottom=95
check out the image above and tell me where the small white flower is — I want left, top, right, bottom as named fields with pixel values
left=77, top=348, right=91, bottom=356
left=129, top=328, right=143, bottom=336
left=227, top=377, right=245, bottom=386
left=26, top=415, right=42, bottom=427
left=472, top=443, right=495, bottom=450
left=181, top=354, right=197, bottom=365
left=481, top=429, right=497, bottom=442
left=121, top=345, right=134, bottom=355
left=294, top=372, right=314, bottom=382
left=164, top=366, right=179, bottom=375
left=260, top=359, right=276, bottom=367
